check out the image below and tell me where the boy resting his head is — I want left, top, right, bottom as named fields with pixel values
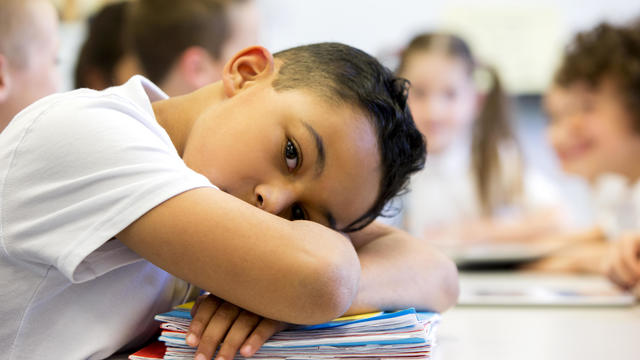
left=0, top=43, right=458, bottom=360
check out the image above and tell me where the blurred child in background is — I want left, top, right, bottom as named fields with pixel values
left=74, top=1, right=138, bottom=90
left=395, top=33, right=564, bottom=246
left=0, top=0, right=61, bottom=133
left=126, top=0, right=259, bottom=96
left=74, top=0, right=258, bottom=95
left=534, top=21, right=640, bottom=276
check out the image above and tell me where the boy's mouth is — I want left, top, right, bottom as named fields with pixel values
left=557, top=140, right=594, bottom=162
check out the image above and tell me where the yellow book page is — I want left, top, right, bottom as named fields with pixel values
left=174, top=302, right=383, bottom=322
left=175, top=301, right=195, bottom=310
left=333, top=312, right=383, bottom=321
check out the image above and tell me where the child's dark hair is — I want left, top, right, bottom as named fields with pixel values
left=397, top=33, right=522, bottom=215
left=74, top=1, right=128, bottom=89
left=125, top=0, right=230, bottom=85
left=273, top=43, right=426, bottom=232
left=554, top=21, right=640, bottom=132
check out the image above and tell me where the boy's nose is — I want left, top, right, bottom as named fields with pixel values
left=254, top=183, right=297, bottom=216
left=556, top=113, right=584, bottom=136
left=425, top=98, right=447, bottom=120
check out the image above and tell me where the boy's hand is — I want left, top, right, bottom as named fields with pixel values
left=606, top=233, right=640, bottom=290
left=187, top=294, right=288, bottom=360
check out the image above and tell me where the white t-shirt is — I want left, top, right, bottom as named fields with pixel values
left=591, top=173, right=640, bottom=239
left=0, top=76, right=215, bottom=359
left=401, top=137, right=562, bottom=239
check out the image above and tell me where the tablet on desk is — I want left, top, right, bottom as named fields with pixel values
left=457, top=275, right=636, bottom=307
left=443, top=240, right=567, bottom=269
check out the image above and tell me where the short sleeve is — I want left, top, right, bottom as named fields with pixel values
left=1, top=94, right=215, bottom=283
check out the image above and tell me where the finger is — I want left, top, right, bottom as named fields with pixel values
left=188, top=295, right=221, bottom=347
left=195, top=302, right=241, bottom=360
left=622, top=235, right=640, bottom=275
left=191, top=293, right=209, bottom=318
left=610, top=252, right=635, bottom=288
left=603, top=248, right=616, bottom=280
left=606, top=247, right=627, bottom=288
left=215, top=311, right=260, bottom=360
left=619, top=239, right=640, bottom=284
left=240, top=319, right=288, bottom=357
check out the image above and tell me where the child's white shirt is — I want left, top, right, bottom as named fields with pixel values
left=402, top=136, right=562, bottom=240
left=591, top=173, right=640, bottom=239
left=0, top=76, right=215, bottom=359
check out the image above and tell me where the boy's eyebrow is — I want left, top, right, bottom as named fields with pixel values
left=301, top=121, right=325, bottom=177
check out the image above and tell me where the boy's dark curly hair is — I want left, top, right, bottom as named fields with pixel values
left=554, top=21, right=640, bottom=132
left=273, top=43, right=426, bottom=232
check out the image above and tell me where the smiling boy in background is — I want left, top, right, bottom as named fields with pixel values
left=532, top=21, right=640, bottom=276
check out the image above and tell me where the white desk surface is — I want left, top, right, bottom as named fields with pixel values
left=433, top=271, right=640, bottom=360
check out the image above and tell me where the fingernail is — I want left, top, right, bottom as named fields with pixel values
left=241, top=344, right=252, bottom=355
left=186, top=333, right=198, bottom=346
left=215, top=356, right=225, bottom=360
left=195, top=354, right=207, bottom=360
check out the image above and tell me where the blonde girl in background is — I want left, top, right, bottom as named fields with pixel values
left=396, top=33, right=565, bottom=246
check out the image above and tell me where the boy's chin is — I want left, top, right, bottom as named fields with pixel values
left=561, top=162, right=602, bottom=182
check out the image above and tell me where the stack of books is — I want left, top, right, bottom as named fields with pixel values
left=130, top=303, right=439, bottom=360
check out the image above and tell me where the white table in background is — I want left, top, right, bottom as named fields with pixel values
left=433, top=272, right=640, bottom=360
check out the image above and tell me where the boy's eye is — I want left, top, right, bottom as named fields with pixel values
left=291, top=203, right=307, bottom=221
left=284, top=139, right=299, bottom=171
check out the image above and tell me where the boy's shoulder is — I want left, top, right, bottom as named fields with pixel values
left=3, top=76, right=165, bottom=145
left=55, top=75, right=166, bottom=120
left=0, top=76, right=177, bottom=187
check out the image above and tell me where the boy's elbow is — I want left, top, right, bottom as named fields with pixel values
left=307, top=251, right=360, bottom=322
left=436, top=255, right=459, bottom=311
left=290, top=231, right=361, bottom=324
left=416, top=248, right=459, bottom=313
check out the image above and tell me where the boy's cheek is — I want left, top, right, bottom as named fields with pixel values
left=545, top=125, right=565, bottom=154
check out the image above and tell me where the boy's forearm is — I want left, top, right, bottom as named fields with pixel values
left=117, top=188, right=360, bottom=325
left=346, top=222, right=459, bottom=314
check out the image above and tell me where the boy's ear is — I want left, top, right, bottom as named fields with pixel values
left=0, top=54, right=11, bottom=102
left=222, top=46, right=274, bottom=98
